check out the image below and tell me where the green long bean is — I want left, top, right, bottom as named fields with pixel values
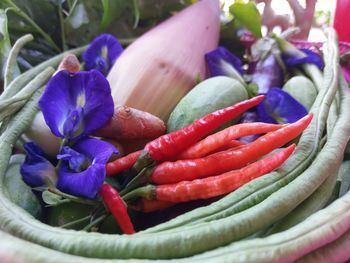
left=141, top=27, right=338, bottom=233
left=189, top=57, right=350, bottom=262
left=0, top=46, right=86, bottom=100
left=0, top=28, right=348, bottom=262
left=296, top=229, right=350, bottom=263
left=0, top=28, right=341, bottom=261
left=3, top=34, right=33, bottom=89
left=0, top=67, right=54, bottom=120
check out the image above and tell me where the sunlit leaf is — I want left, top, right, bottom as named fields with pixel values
left=42, top=190, right=69, bottom=206
left=229, top=1, right=262, bottom=38
left=100, top=0, right=127, bottom=32
left=64, top=1, right=103, bottom=46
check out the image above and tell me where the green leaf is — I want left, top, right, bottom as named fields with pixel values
left=0, top=9, right=12, bottom=83
left=229, top=1, right=262, bottom=38
left=42, top=190, right=70, bottom=206
left=64, top=1, right=104, bottom=46
left=246, top=83, right=259, bottom=98
left=1, top=0, right=59, bottom=36
left=0, top=0, right=60, bottom=66
left=99, top=0, right=127, bottom=32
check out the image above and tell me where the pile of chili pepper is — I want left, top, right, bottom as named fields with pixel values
left=102, top=96, right=312, bottom=232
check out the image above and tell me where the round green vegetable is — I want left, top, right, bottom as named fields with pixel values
left=282, top=76, right=317, bottom=111
left=167, top=76, right=248, bottom=132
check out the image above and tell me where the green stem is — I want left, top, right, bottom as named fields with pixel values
left=4, top=0, right=61, bottom=52
left=66, top=0, right=73, bottom=10
left=279, top=27, right=300, bottom=39
left=58, top=4, right=67, bottom=51
left=82, top=213, right=108, bottom=232
left=55, top=138, right=68, bottom=173
left=121, top=185, right=155, bottom=203
left=118, top=37, right=137, bottom=46
left=132, top=0, right=140, bottom=29
left=45, top=199, right=71, bottom=207
left=59, top=215, right=91, bottom=229
left=67, top=0, right=78, bottom=17
left=48, top=188, right=100, bottom=206
left=119, top=166, right=154, bottom=196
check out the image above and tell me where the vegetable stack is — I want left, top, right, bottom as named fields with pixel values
left=1, top=1, right=350, bottom=262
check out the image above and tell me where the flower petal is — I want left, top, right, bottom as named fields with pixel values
left=71, top=137, right=118, bottom=164
left=239, top=110, right=260, bottom=143
left=283, top=48, right=324, bottom=70
left=257, top=88, right=308, bottom=124
left=56, top=137, right=117, bottom=199
left=250, top=54, right=284, bottom=94
left=83, top=34, right=123, bottom=76
left=39, top=70, right=114, bottom=140
left=20, top=143, right=57, bottom=187
left=57, top=163, right=105, bottom=199
left=57, top=146, right=90, bottom=172
left=205, top=46, right=244, bottom=77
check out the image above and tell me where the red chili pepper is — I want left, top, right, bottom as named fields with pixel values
left=151, top=114, right=312, bottom=185
left=154, top=144, right=295, bottom=202
left=199, top=139, right=247, bottom=157
left=220, top=139, right=246, bottom=149
left=177, top=122, right=284, bottom=159
left=132, top=199, right=175, bottom=213
left=133, top=96, right=265, bottom=171
left=99, top=184, right=135, bottom=234
left=106, top=140, right=247, bottom=177
left=106, top=150, right=142, bottom=176
left=123, top=144, right=295, bottom=203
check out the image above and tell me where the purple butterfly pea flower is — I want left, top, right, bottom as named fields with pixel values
left=39, top=70, right=114, bottom=141
left=257, top=88, right=308, bottom=124
left=251, top=53, right=284, bottom=94
left=205, top=46, right=244, bottom=77
left=283, top=48, right=324, bottom=70
left=239, top=110, right=260, bottom=143
left=56, top=137, right=118, bottom=199
left=20, top=143, right=57, bottom=188
left=83, top=34, right=123, bottom=76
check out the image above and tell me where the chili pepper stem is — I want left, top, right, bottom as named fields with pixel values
left=132, top=96, right=266, bottom=175
left=120, top=166, right=155, bottom=196
left=82, top=214, right=109, bottom=232
left=59, top=215, right=91, bottom=229
left=132, top=151, right=155, bottom=174
left=122, top=185, right=156, bottom=203
left=47, top=188, right=100, bottom=206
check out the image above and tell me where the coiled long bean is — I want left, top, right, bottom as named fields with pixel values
left=0, top=28, right=348, bottom=263
left=142, top=28, right=338, bottom=233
